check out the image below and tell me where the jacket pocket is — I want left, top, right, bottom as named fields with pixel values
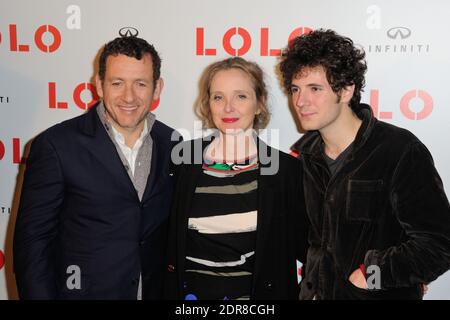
left=342, top=277, right=381, bottom=300
left=346, top=179, right=383, bottom=222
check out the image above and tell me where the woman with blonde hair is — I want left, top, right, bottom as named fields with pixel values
left=165, top=57, right=309, bottom=300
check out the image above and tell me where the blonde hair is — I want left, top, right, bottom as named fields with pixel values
left=195, top=57, right=270, bottom=130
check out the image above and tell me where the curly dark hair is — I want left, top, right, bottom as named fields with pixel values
left=279, top=29, right=367, bottom=113
left=98, top=36, right=161, bottom=84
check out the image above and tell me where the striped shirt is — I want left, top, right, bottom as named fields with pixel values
left=183, top=156, right=258, bottom=300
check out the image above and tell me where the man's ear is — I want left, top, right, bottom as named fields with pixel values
left=95, top=74, right=104, bottom=99
left=340, top=84, right=355, bottom=104
left=153, top=78, right=164, bottom=100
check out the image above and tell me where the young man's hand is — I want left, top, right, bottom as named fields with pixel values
left=349, top=268, right=368, bottom=289
left=349, top=269, right=429, bottom=294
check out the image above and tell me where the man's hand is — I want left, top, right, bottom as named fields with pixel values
left=349, top=268, right=368, bottom=289
left=348, top=266, right=429, bottom=294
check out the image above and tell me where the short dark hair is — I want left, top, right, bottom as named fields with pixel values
left=279, top=29, right=367, bottom=113
left=98, top=36, right=161, bottom=84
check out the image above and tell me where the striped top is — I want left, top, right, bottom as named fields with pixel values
left=183, top=155, right=259, bottom=300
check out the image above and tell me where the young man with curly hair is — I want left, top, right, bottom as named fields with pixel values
left=279, top=29, right=450, bottom=300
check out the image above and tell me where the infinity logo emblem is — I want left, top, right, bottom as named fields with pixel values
left=387, top=27, right=411, bottom=40
left=119, top=27, right=139, bottom=37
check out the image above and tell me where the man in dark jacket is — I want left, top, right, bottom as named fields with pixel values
left=279, top=29, right=450, bottom=299
left=13, top=36, right=178, bottom=299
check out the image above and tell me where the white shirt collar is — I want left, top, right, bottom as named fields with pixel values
left=110, top=120, right=148, bottom=149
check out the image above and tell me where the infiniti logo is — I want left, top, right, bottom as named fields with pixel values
left=366, top=25, right=429, bottom=54
left=387, top=27, right=411, bottom=40
left=119, top=27, right=139, bottom=37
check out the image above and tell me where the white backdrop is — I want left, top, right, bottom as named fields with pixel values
left=1, top=0, right=449, bottom=299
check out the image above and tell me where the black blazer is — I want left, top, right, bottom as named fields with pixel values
left=164, top=137, right=309, bottom=300
left=13, top=103, right=177, bottom=299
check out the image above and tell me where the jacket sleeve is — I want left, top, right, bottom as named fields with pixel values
left=364, top=141, right=450, bottom=289
left=13, top=131, right=64, bottom=299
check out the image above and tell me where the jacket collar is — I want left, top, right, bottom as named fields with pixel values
left=77, top=102, right=99, bottom=136
left=292, top=103, right=376, bottom=159
left=76, top=102, right=164, bottom=202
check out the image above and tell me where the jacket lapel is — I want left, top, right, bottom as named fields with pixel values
left=78, top=104, right=138, bottom=199
left=176, top=163, right=203, bottom=295
left=141, top=132, right=163, bottom=202
left=175, top=139, right=208, bottom=294
left=252, top=140, right=277, bottom=296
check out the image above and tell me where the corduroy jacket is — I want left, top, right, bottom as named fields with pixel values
left=293, top=104, right=450, bottom=300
